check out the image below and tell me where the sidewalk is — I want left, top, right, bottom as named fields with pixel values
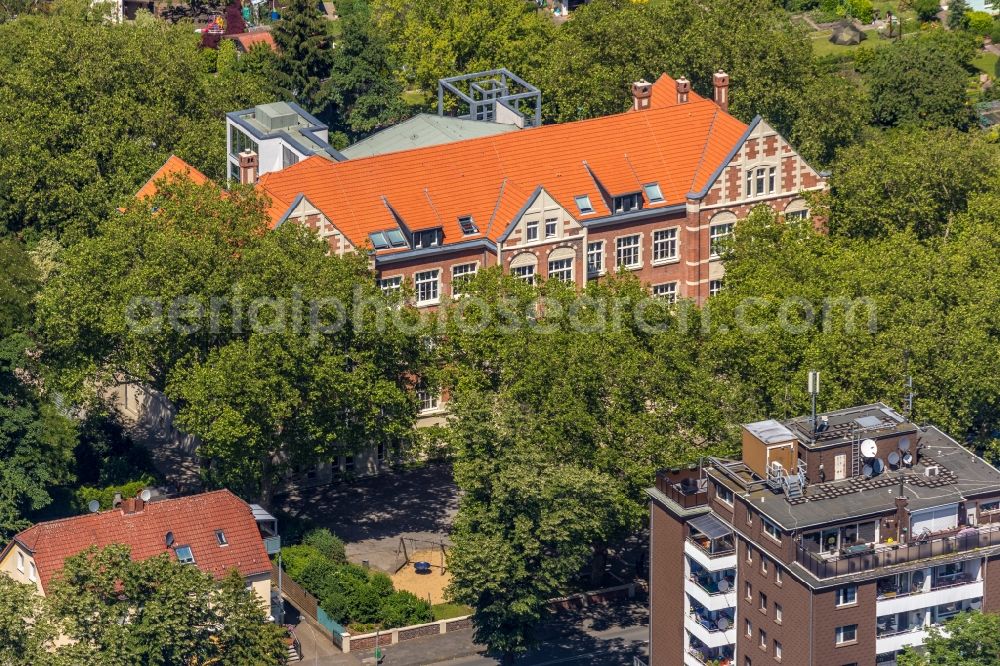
left=352, top=628, right=484, bottom=666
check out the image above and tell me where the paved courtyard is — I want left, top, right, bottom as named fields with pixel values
left=277, top=463, right=460, bottom=573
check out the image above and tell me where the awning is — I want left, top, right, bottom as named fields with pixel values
left=689, top=513, right=732, bottom=540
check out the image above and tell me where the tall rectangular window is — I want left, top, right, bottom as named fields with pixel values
left=451, top=263, right=477, bottom=295
left=836, top=585, right=857, bottom=607
left=756, top=167, right=766, bottom=195
left=229, top=125, right=258, bottom=157
left=652, top=282, right=677, bottom=303
left=652, top=228, right=678, bottom=263
left=547, top=258, right=573, bottom=282
left=544, top=217, right=558, bottom=238
left=612, top=193, right=642, bottom=214
left=526, top=221, right=539, bottom=242
left=768, top=166, right=776, bottom=193
left=709, top=223, right=734, bottom=258
left=417, top=388, right=439, bottom=413
left=512, top=265, right=535, bottom=284
left=414, top=270, right=440, bottom=305
left=282, top=145, right=299, bottom=169
left=616, top=235, right=641, bottom=268
left=587, top=241, right=604, bottom=275
left=379, top=276, right=402, bottom=294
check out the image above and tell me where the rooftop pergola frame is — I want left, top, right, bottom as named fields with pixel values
left=437, top=69, right=542, bottom=128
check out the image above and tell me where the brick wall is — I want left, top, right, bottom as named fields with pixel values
left=649, top=499, right=686, bottom=666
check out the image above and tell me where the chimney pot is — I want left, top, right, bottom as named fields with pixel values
left=113, top=492, right=123, bottom=508
left=238, top=150, right=259, bottom=185
left=675, top=77, right=690, bottom=104
left=120, top=497, right=145, bottom=515
left=631, top=80, right=653, bottom=111
left=713, top=70, right=730, bottom=113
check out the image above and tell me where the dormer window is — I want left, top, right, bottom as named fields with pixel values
left=458, top=216, right=478, bottom=235
left=574, top=195, right=594, bottom=215
left=643, top=183, right=664, bottom=203
left=414, top=228, right=443, bottom=249
left=612, top=192, right=642, bottom=214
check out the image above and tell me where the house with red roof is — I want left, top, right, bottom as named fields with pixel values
left=233, top=72, right=824, bottom=307
left=0, top=490, right=277, bottom=610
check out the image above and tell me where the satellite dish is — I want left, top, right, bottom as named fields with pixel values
left=165, top=531, right=175, bottom=548
left=862, top=464, right=874, bottom=478
left=872, top=458, right=885, bottom=475
left=718, top=579, right=730, bottom=593
left=902, top=452, right=914, bottom=466
left=716, top=617, right=730, bottom=631
left=887, top=451, right=900, bottom=467
left=861, top=439, right=878, bottom=458
left=140, top=488, right=152, bottom=502
left=87, top=499, right=100, bottom=513
left=899, top=437, right=911, bottom=452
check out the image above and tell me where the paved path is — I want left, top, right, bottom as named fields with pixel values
left=278, top=463, right=460, bottom=573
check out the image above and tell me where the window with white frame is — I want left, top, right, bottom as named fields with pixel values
left=16, top=552, right=24, bottom=572
left=587, top=242, right=604, bottom=275
left=715, top=482, right=734, bottom=505
left=775, top=603, right=783, bottom=623
left=526, top=221, right=539, bottom=242
left=575, top=195, right=594, bottom=215
left=759, top=628, right=767, bottom=650
left=709, top=222, right=734, bottom=258
left=643, top=183, right=664, bottom=203
left=745, top=165, right=777, bottom=198
left=836, top=584, right=857, bottom=607
left=763, top=518, right=782, bottom=542
left=613, top=192, right=642, bottom=214
left=544, top=217, right=558, bottom=238
left=282, top=145, right=299, bottom=169
left=652, top=228, right=678, bottom=263
left=451, top=263, right=477, bottom=295
left=616, top=235, right=641, bottom=269
left=175, top=546, right=195, bottom=565
left=785, top=209, right=809, bottom=221
left=414, top=270, right=440, bottom=304
left=709, top=279, right=724, bottom=297
left=835, top=624, right=858, bottom=645
left=652, top=282, right=677, bottom=303
left=379, top=276, right=402, bottom=295
left=774, top=640, right=782, bottom=661
left=512, top=264, right=535, bottom=284
left=417, top=388, right=439, bottom=413
left=548, top=258, right=573, bottom=282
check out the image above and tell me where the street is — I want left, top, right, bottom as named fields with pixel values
left=426, top=624, right=648, bottom=665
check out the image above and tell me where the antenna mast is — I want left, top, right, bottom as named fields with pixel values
left=902, top=350, right=914, bottom=418
left=808, top=370, right=820, bottom=438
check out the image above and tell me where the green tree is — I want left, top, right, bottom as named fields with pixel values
left=0, top=238, right=76, bottom=538
left=947, top=0, right=971, bottom=30
left=327, top=0, right=407, bottom=137
left=39, top=178, right=420, bottom=504
left=826, top=126, right=1000, bottom=238
left=913, top=0, right=943, bottom=21
left=370, top=0, right=554, bottom=94
left=0, top=4, right=272, bottom=241
left=790, top=73, right=870, bottom=166
left=0, top=575, right=53, bottom=664
left=535, top=0, right=813, bottom=130
left=860, top=31, right=976, bottom=129
left=272, top=0, right=334, bottom=116
left=897, top=612, right=1000, bottom=665
left=45, top=545, right=287, bottom=665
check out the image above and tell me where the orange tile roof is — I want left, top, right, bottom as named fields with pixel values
left=9, top=490, right=270, bottom=593
left=228, top=31, right=277, bottom=52
left=135, top=155, right=210, bottom=200
left=640, top=74, right=710, bottom=111
left=256, top=75, right=749, bottom=250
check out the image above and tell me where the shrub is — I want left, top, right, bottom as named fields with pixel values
left=302, top=528, right=347, bottom=564
left=74, top=474, right=157, bottom=511
left=913, top=0, right=941, bottom=21
left=380, top=591, right=433, bottom=628
left=967, top=11, right=994, bottom=35
left=845, top=0, right=874, bottom=23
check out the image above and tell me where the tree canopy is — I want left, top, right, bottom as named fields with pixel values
left=272, top=0, right=334, bottom=116
left=898, top=611, right=1000, bottom=666
left=0, top=3, right=272, bottom=241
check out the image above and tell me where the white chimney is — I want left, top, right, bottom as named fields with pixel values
left=676, top=77, right=690, bottom=104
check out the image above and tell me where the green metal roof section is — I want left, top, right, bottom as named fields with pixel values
left=341, top=114, right=519, bottom=159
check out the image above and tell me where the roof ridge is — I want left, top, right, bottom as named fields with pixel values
left=688, top=107, right=722, bottom=195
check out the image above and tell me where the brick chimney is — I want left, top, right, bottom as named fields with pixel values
left=631, top=80, right=653, bottom=111
left=675, top=77, right=690, bottom=105
left=121, top=497, right=145, bottom=515
left=238, top=150, right=259, bottom=185
left=713, top=70, right=730, bottom=112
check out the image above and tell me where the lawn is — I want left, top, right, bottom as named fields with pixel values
left=973, top=51, right=999, bottom=78
left=809, top=27, right=880, bottom=56
left=431, top=603, right=473, bottom=621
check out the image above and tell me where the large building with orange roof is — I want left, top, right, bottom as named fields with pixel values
left=245, top=72, right=824, bottom=306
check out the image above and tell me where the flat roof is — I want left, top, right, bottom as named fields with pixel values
left=712, top=425, right=1000, bottom=531
left=341, top=114, right=519, bottom=159
left=744, top=419, right=795, bottom=444
left=227, top=102, right=344, bottom=161
left=786, top=402, right=917, bottom=450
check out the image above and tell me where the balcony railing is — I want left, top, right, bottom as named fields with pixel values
left=797, top=524, right=1000, bottom=579
left=687, top=536, right=736, bottom=559
left=691, top=574, right=735, bottom=596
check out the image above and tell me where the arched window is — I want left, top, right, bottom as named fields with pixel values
left=783, top=198, right=809, bottom=221
left=509, top=252, right=538, bottom=285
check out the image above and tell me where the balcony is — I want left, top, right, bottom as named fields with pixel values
left=685, top=634, right=734, bottom=666
left=686, top=569, right=737, bottom=612
left=685, top=607, right=736, bottom=649
left=795, top=523, right=1000, bottom=579
left=656, top=468, right=709, bottom=509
